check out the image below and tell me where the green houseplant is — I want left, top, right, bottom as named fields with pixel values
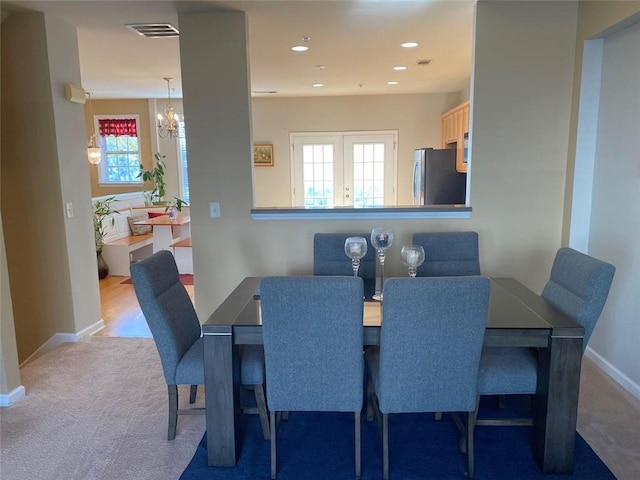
left=139, top=152, right=167, bottom=205
left=139, top=152, right=188, bottom=213
left=93, top=196, right=119, bottom=279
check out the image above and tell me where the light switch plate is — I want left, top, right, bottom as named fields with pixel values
left=65, top=202, right=74, bottom=218
left=209, top=202, right=220, bottom=218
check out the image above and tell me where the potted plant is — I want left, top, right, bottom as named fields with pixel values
left=139, top=152, right=188, bottom=214
left=138, top=152, right=167, bottom=205
left=93, top=196, right=119, bottom=279
left=166, top=196, right=188, bottom=220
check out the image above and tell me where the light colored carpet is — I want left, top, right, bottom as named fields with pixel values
left=0, top=337, right=205, bottom=480
left=2, top=337, right=639, bottom=480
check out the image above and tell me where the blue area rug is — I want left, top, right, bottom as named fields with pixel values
left=180, top=396, right=615, bottom=479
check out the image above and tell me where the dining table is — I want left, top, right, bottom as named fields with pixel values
left=133, top=213, right=190, bottom=253
left=202, top=276, right=584, bottom=474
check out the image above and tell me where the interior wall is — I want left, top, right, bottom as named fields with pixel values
left=562, top=0, right=640, bottom=245
left=0, top=5, right=20, bottom=398
left=1, top=12, right=100, bottom=362
left=151, top=98, right=184, bottom=203
left=47, top=13, right=102, bottom=342
left=583, top=19, right=640, bottom=395
left=0, top=213, right=21, bottom=400
left=85, top=99, right=154, bottom=197
left=252, top=93, right=460, bottom=207
left=180, top=2, right=579, bottom=320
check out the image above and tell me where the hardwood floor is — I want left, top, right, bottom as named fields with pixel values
left=95, top=275, right=195, bottom=338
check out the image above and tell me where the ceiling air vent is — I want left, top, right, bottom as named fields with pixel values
left=416, top=59, right=434, bottom=66
left=125, top=23, right=179, bottom=38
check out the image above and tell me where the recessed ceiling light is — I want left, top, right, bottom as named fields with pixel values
left=393, top=66, right=407, bottom=71
left=401, top=42, right=419, bottom=48
left=291, top=45, right=309, bottom=52
left=312, top=83, right=324, bottom=87
left=387, top=81, right=399, bottom=85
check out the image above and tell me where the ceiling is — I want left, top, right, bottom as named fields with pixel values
left=1, top=1, right=475, bottom=99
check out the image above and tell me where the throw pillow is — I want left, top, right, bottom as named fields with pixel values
left=128, top=213, right=152, bottom=235
left=148, top=211, right=168, bottom=218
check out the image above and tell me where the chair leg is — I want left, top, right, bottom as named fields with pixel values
left=467, top=411, right=475, bottom=478
left=254, top=384, right=271, bottom=440
left=189, top=385, right=197, bottom=404
left=270, top=411, right=277, bottom=479
left=355, top=411, right=361, bottom=480
left=168, top=385, right=178, bottom=440
left=467, top=398, right=479, bottom=479
left=366, top=380, right=374, bottom=421
left=383, top=413, right=389, bottom=480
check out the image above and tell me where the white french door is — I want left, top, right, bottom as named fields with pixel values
left=291, top=131, right=397, bottom=207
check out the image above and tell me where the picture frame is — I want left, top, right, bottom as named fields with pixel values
left=253, top=144, right=274, bottom=166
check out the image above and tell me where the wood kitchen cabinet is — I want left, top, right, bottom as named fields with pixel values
left=440, top=100, right=470, bottom=173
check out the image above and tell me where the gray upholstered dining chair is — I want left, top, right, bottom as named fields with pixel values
left=365, top=276, right=490, bottom=479
left=130, top=250, right=270, bottom=440
left=260, top=275, right=364, bottom=480
left=477, top=247, right=616, bottom=425
left=412, top=231, right=480, bottom=277
left=313, top=232, right=376, bottom=299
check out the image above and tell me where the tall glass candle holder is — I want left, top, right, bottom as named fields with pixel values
left=344, top=237, right=368, bottom=277
left=371, top=228, right=394, bottom=301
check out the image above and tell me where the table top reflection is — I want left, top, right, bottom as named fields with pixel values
left=206, top=276, right=582, bottom=349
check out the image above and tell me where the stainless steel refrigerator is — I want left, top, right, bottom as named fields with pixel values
left=412, top=148, right=467, bottom=205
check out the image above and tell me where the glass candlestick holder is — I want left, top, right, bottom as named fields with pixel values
left=344, top=236, right=368, bottom=277
left=401, top=245, right=425, bottom=277
left=371, top=228, right=394, bottom=301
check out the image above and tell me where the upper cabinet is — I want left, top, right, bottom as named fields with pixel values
left=440, top=101, right=470, bottom=173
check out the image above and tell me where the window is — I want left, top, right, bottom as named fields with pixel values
left=95, top=115, right=142, bottom=185
left=291, top=131, right=397, bottom=207
left=177, top=121, right=190, bottom=204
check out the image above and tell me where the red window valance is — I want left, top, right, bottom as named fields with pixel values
left=98, top=118, right=137, bottom=137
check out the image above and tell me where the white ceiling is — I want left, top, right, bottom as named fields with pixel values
left=1, top=0, right=475, bottom=99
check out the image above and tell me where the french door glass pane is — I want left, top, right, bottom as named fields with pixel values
left=353, top=142, right=385, bottom=207
left=291, top=131, right=395, bottom=207
left=302, top=144, right=334, bottom=206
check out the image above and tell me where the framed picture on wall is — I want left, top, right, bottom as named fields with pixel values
left=253, top=144, right=274, bottom=166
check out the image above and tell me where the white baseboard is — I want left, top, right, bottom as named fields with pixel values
left=585, top=346, right=640, bottom=401
left=0, top=385, right=25, bottom=407
left=77, top=319, right=105, bottom=338
left=19, top=319, right=105, bottom=367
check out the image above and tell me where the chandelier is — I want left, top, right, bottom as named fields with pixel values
left=86, top=91, right=102, bottom=164
left=157, top=77, right=179, bottom=139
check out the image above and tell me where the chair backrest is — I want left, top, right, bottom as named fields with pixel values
left=377, top=276, right=490, bottom=414
left=541, top=247, right=615, bottom=351
left=313, top=232, right=376, bottom=297
left=412, top=231, right=480, bottom=277
left=130, top=250, right=201, bottom=385
left=260, top=276, right=364, bottom=413
left=313, top=232, right=375, bottom=277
